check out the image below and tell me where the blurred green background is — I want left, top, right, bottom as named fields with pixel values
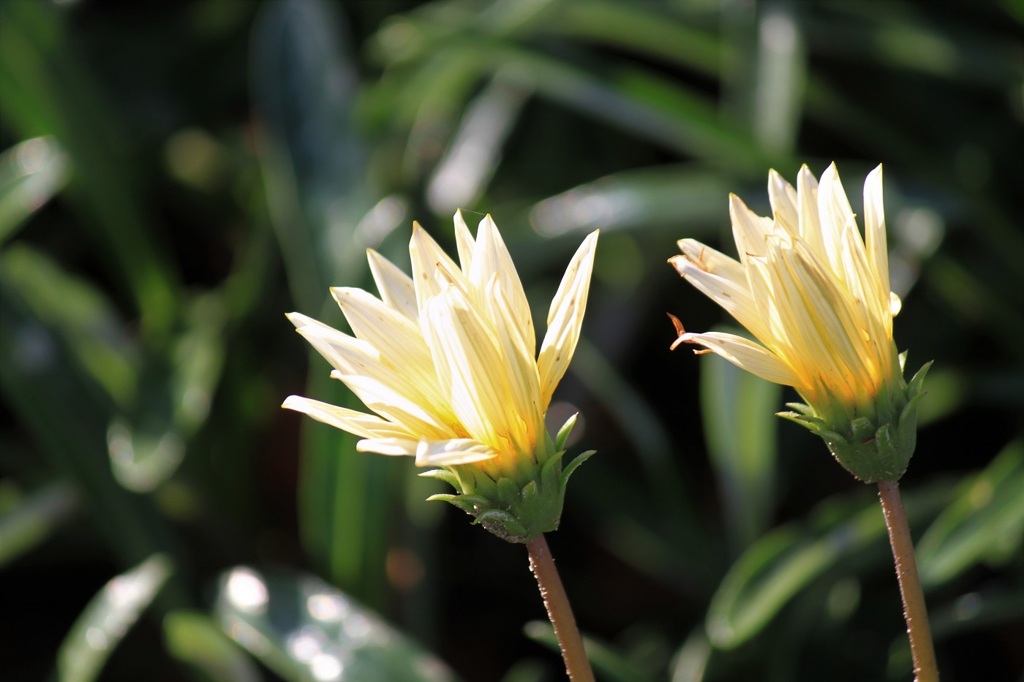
left=1, top=1, right=1022, bottom=680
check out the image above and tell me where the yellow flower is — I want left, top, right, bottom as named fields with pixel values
left=284, top=212, right=599, bottom=539
left=669, top=163, right=928, bottom=482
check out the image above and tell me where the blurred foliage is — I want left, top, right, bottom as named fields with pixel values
left=1, top=0, right=1021, bottom=681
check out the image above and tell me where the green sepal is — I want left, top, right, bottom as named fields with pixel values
left=562, top=450, right=596, bottom=484
left=419, top=468, right=461, bottom=487
left=555, top=413, right=579, bottom=452
left=423, top=444, right=596, bottom=544
left=425, top=493, right=490, bottom=515
left=476, top=509, right=529, bottom=542
left=781, top=360, right=932, bottom=483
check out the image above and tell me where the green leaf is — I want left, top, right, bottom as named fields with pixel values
left=699, top=339, right=781, bottom=551
left=0, top=481, right=80, bottom=568
left=253, top=0, right=401, bottom=608
left=1, top=244, right=137, bottom=405
left=215, top=566, right=459, bottom=682
left=0, top=0, right=180, bottom=337
left=915, top=439, right=1024, bottom=587
left=929, top=585, right=1024, bottom=640
left=705, top=481, right=952, bottom=649
left=530, top=166, right=731, bottom=239
left=0, top=136, right=69, bottom=244
left=0, top=250, right=181, bottom=570
left=164, top=610, right=260, bottom=682
left=251, top=0, right=373, bottom=308
left=524, top=621, right=657, bottom=682
left=57, top=554, right=173, bottom=682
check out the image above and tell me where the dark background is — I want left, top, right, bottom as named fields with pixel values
left=1, top=1, right=1021, bottom=680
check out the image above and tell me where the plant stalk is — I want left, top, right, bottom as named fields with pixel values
left=527, top=534, right=594, bottom=682
left=878, top=480, right=939, bottom=682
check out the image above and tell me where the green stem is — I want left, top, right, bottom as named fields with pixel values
left=526, top=534, right=594, bottom=682
left=878, top=480, right=939, bottom=682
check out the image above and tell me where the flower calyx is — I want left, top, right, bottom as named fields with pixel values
left=421, top=414, right=594, bottom=543
left=780, top=360, right=931, bottom=483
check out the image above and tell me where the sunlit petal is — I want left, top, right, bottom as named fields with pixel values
left=676, top=331, right=801, bottom=386
left=366, top=249, right=418, bottom=321
left=284, top=213, right=597, bottom=500
left=415, top=439, right=499, bottom=466
left=281, top=395, right=412, bottom=441
left=672, top=163, right=903, bottom=413
left=537, top=230, right=599, bottom=408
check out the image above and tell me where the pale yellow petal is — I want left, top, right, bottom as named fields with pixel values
left=471, top=214, right=536, bottom=358
left=862, top=164, right=893, bottom=326
left=355, top=438, right=421, bottom=456
left=796, top=164, right=825, bottom=258
left=670, top=240, right=770, bottom=342
left=675, top=238, right=746, bottom=283
left=295, top=324, right=379, bottom=377
left=282, top=395, right=412, bottom=442
left=537, top=230, right=599, bottom=409
left=409, top=221, right=468, bottom=310
left=453, top=209, right=476, bottom=274
left=338, top=373, right=455, bottom=439
left=768, top=169, right=799, bottom=236
left=331, top=287, right=432, bottom=369
left=816, top=162, right=855, bottom=277
left=366, top=249, right=418, bottom=321
left=328, top=287, right=445, bottom=407
left=729, top=194, right=774, bottom=264
left=414, top=438, right=498, bottom=466
left=286, top=311, right=340, bottom=335
left=488, top=277, right=544, bottom=449
left=770, top=238, right=867, bottom=399
left=421, top=285, right=515, bottom=447
left=677, top=331, right=801, bottom=387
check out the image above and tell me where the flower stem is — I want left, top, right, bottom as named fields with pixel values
left=527, top=534, right=594, bottom=682
left=877, top=480, right=939, bottom=682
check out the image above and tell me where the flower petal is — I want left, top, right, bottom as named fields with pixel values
left=676, top=331, right=801, bottom=387
left=488, top=277, right=543, bottom=448
left=795, top=165, right=824, bottom=258
left=453, top=209, right=476, bottom=275
left=409, top=221, right=469, bottom=310
left=729, top=194, right=774, bottom=264
left=356, top=438, right=421, bottom=456
left=282, top=395, right=412, bottom=442
left=816, top=162, right=856, bottom=277
left=414, top=438, right=499, bottom=466
left=330, top=287, right=433, bottom=373
left=670, top=240, right=770, bottom=343
left=421, top=283, right=518, bottom=448
left=338, top=372, right=456, bottom=439
left=768, top=169, right=799, bottom=236
left=366, top=249, right=418, bottom=321
left=862, top=164, right=893, bottom=324
left=537, top=230, right=599, bottom=409
left=471, top=214, right=536, bottom=358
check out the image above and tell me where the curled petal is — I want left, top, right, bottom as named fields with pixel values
left=676, top=331, right=801, bottom=387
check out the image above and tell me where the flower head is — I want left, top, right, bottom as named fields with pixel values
left=284, top=212, right=598, bottom=540
left=669, top=163, right=928, bottom=482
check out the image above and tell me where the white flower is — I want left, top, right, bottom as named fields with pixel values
left=670, top=163, right=901, bottom=417
left=284, top=212, right=598, bottom=481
